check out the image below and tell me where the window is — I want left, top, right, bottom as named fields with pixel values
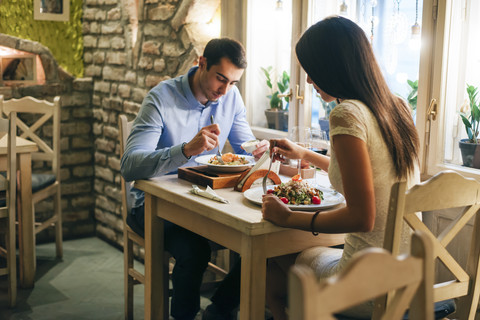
left=224, top=0, right=424, bottom=142
left=419, top=0, right=480, bottom=178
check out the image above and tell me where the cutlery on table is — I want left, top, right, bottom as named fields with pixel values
left=262, top=141, right=276, bottom=194
left=210, top=115, right=225, bottom=165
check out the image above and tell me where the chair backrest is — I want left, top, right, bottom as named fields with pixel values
left=288, top=231, right=434, bottom=320
left=0, top=95, right=60, bottom=177
left=0, top=112, right=17, bottom=207
left=118, top=114, right=134, bottom=222
left=382, top=170, right=480, bottom=319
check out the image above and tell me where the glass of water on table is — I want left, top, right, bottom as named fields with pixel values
left=309, top=128, right=329, bottom=185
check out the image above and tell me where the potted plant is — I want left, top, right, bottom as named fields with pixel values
left=459, top=84, right=480, bottom=168
left=317, top=96, right=336, bottom=140
left=262, top=66, right=289, bottom=132
left=406, top=79, right=418, bottom=111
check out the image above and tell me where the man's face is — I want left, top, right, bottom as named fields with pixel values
left=198, top=56, right=244, bottom=102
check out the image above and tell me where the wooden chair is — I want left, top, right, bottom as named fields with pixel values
left=118, top=114, right=230, bottom=319
left=381, top=170, right=480, bottom=320
left=288, top=230, right=434, bottom=320
left=0, top=96, right=62, bottom=258
left=0, top=112, right=17, bottom=307
left=119, top=114, right=146, bottom=319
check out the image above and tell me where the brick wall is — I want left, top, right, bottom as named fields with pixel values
left=83, top=0, right=220, bottom=253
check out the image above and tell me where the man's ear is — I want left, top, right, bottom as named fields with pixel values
left=198, top=56, right=207, bottom=70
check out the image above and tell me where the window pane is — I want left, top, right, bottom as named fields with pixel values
left=308, top=0, right=422, bottom=131
left=443, top=1, right=480, bottom=168
left=245, top=0, right=292, bottom=131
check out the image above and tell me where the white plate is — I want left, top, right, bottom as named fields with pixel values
left=244, top=185, right=345, bottom=211
left=195, top=154, right=255, bottom=173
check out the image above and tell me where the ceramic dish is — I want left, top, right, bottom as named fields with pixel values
left=244, top=185, right=344, bottom=211
left=195, top=154, right=255, bottom=173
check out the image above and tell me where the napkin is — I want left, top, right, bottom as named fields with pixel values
left=190, top=185, right=229, bottom=204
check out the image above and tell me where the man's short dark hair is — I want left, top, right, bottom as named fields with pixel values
left=203, top=38, right=247, bottom=70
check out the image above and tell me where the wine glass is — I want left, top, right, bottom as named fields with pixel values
left=288, top=126, right=301, bottom=175
left=309, top=128, right=329, bottom=185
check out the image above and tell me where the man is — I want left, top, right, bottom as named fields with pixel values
left=121, top=38, right=268, bottom=320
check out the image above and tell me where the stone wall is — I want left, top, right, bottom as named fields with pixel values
left=83, top=0, right=220, bottom=253
left=0, top=34, right=96, bottom=242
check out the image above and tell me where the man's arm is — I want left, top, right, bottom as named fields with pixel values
left=120, top=103, right=189, bottom=182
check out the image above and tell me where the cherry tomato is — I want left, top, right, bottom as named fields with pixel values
left=267, top=189, right=274, bottom=194
left=312, top=196, right=321, bottom=204
left=292, top=174, right=302, bottom=182
left=280, top=197, right=289, bottom=204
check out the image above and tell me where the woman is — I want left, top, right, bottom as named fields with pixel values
left=262, top=16, right=420, bottom=319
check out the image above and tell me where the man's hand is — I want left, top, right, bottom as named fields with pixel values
left=252, top=139, right=269, bottom=159
left=182, top=124, right=220, bottom=158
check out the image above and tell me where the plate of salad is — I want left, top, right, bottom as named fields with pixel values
left=244, top=175, right=344, bottom=211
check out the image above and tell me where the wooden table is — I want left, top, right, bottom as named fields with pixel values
left=0, top=135, right=38, bottom=288
left=135, top=172, right=345, bottom=320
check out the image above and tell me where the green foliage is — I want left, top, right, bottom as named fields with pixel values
left=459, top=84, right=480, bottom=144
left=406, top=79, right=418, bottom=111
left=0, top=0, right=84, bottom=77
left=261, top=66, right=290, bottom=110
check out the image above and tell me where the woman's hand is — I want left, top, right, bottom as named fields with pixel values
left=270, top=138, right=306, bottom=162
left=262, top=194, right=293, bottom=228
left=252, top=139, right=270, bottom=159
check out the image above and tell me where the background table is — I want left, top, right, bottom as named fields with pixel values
left=135, top=172, right=345, bottom=320
left=0, top=135, right=38, bottom=288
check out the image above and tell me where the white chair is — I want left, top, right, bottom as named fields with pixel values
left=288, top=230, right=434, bottom=320
left=0, top=112, right=17, bottom=307
left=0, top=96, right=62, bottom=258
left=382, top=170, right=480, bottom=319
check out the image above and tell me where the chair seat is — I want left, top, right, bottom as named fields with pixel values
left=31, top=173, right=56, bottom=193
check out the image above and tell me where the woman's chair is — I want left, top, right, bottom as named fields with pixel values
left=118, top=114, right=231, bottom=319
left=381, top=170, right=480, bottom=319
left=288, top=230, right=434, bottom=320
left=0, top=96, right=62, bottom=258
left=0, top=112, right=17, bottom=307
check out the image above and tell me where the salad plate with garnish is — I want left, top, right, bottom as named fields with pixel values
left=244, top=175, right=344, bottom=211
left=195, top=153, right=255, bottom=173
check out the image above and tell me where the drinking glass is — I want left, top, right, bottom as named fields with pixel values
left=288, top=126, right=301, bottom=175
left=309, top=128, right=329, bottom=185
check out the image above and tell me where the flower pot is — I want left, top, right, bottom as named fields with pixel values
left=265, top=109, right=288, bottom=132
left=459, top=139, right=480, bottom=168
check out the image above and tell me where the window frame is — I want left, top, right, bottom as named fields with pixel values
left=417, top=0, right=480, bottom=180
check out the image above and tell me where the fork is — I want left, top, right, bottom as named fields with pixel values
left=210, top=115, right=224, bottom=164
left=262, top=141, right=276, bottom=194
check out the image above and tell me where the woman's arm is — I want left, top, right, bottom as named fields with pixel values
left=262, top=134, right=376, bottom=234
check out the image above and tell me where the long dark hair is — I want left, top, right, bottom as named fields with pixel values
left=296, top=16, right=419, bottom=179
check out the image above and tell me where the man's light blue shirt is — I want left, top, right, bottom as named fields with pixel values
left=121, top=66, right=255, bottom=208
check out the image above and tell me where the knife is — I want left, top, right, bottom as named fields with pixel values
left=236, top=150, right=270, bottom=189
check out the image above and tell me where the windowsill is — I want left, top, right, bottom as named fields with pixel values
left=251, top=126, right=288, bottom=140
left=425, top=162, right=480, bottom=182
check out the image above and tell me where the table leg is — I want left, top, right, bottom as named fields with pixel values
left=144, top=194, right=165, bottom=320
left=18, top=153, right=35, bottom=288
left=240, top=235, right=267, bottom=320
